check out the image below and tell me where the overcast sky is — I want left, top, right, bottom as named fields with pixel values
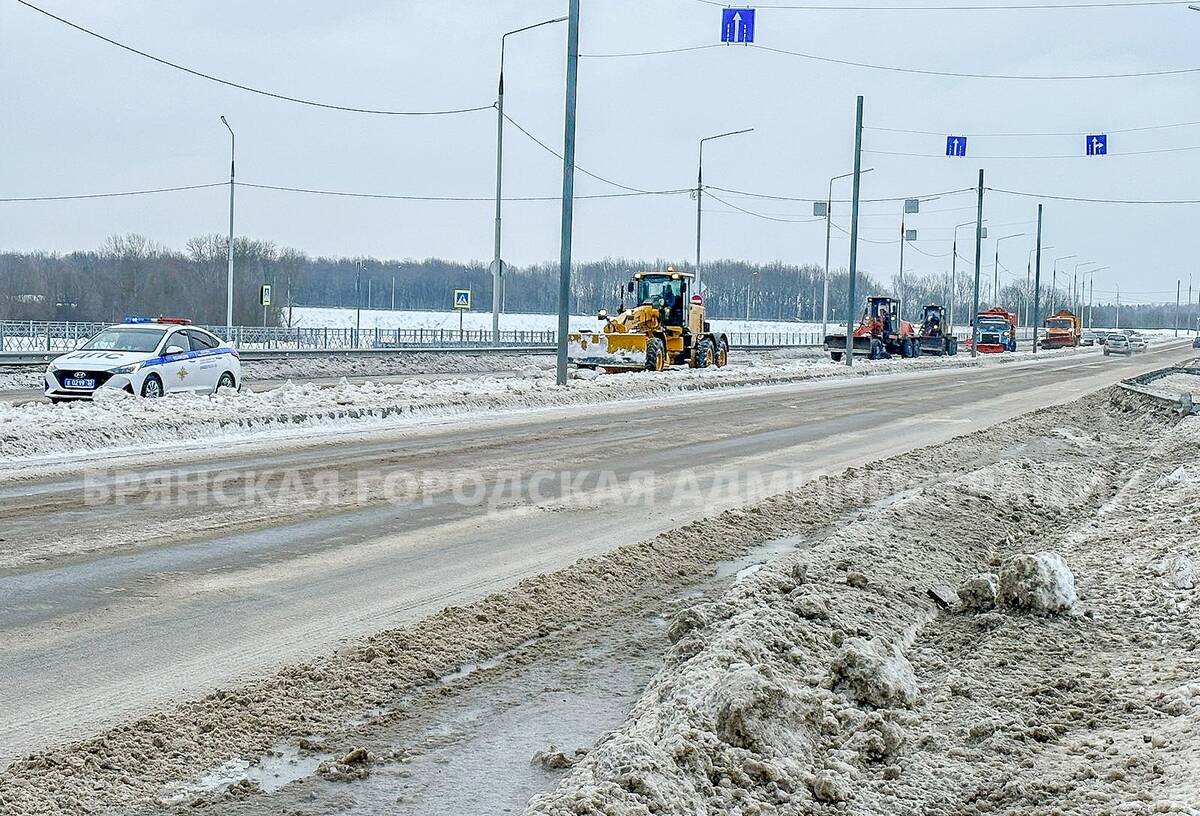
left=3, top=0, right=1200, bottom=304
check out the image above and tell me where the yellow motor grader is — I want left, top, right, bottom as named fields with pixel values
left=568, top=268, right=730, bottom=372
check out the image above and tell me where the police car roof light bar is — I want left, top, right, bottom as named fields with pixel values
left=156, top=317, right=192, bottom=325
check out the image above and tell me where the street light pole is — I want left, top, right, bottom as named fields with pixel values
left=220, top=116, right=235, bottom=331
left=992, top=232, right=1025, bottom=308
left=696, top=128, right=754, bottom=303
left=844, top=96, right=864, bottom=368
left=554, top=0, right=580, bottom=387
left=822, top=167, right=873, bottom=341
left=951, top=219, right=983, bottom=333
left=1080, top=266, right=1106, bottom=329
left=970, top=170, right=985, bottom=359
left=1032, top=205, right=1043, bottom=353
left=493, top=16, right=567, bottom=346
left=1051, top=255, right=1076, bottom=315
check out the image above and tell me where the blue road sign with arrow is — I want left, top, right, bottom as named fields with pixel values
left=1086, top=134, right=1107, bottom=156
left=945, top=136, right=967, bottom=157
left=721, top=8, right=755, bottom=43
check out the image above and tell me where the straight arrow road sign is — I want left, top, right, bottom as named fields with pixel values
left=720, top=8, right=756, bottom=43
left=946, top=136, right=967, bottom=157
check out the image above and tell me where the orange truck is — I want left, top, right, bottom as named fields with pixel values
left=973, top=307, right=1019, bottom=353
left=1039, top=309, right=1081, bottom=349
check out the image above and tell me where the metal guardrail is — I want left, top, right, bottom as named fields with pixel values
left=1118, top=366, right=1199, bottom=415
left=0, top=320, right=822, bottom=352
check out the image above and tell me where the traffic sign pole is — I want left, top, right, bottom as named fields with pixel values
left=844, top=96, right=864, bottom=368
left=555, top=0, right=580, bottom=386
left=970, top=169, right=985, bottom=359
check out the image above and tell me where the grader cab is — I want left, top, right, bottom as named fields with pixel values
left=568, top=268, right=730, bottom=372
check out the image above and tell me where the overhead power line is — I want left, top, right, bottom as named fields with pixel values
left=749, top=43, right=1200, bottom=81
left=705, top=184, right=977, bottom=203
left=240, top=181, right=691, bottom=202
left=987, top=187, right=1200, bottom=204
left=866, top=119, right=1200, bottom=138
left=582, top=39, right=1200, bottom=81
left=0, top=182, right=225, bottom=202
left=501, top=114, right=682, bottom=195
left=691, top=0, right=1190, bottom=10
left=14, top=0, right=494, bottom=116
left=704, top=191, right=824, bottom=223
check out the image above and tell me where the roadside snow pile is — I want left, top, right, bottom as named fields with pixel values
left=997, top=551, right=1078, bottom=614
left=527, top=455, right=1109, bottom=816
left=0, top=350, right=1020, bottom=464
left=242, top=351, right=552, bottom=381
left=0, top=369, right=40, bottom=391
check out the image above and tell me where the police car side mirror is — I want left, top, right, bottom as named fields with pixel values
left=166, top=344, right=186, bottom=356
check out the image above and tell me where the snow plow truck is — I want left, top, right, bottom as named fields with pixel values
left=972, top=307, right=1019, bottom=353
left=1039, top=309, right=1081, bottom=349
left=825, top=296, right=923, bottom=361
left=568, top=268, right=730, bottom=372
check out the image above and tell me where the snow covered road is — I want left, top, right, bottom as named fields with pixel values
left=0, top=340, right=1193, bottom=783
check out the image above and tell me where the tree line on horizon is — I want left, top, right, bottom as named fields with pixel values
left=1, top=234, right=1193, bottom=331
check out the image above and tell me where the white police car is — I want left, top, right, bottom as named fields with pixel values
left=44, top=317, right=241, bottom=402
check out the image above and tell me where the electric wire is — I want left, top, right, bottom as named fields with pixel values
left=581, top=37, right=1200, bottom=81
left=14, top=0, right=494, bottom=116
left=0, top=182, right=226, bottom=202
left=690, top=0, right=1190, bottom=9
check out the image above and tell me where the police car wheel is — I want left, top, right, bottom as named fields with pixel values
left=141, top=375, right=164, bottom=399
left=217, top=372, right=237, bottom=391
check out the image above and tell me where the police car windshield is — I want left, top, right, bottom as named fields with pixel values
left=82, top=327, right=168, bottom=352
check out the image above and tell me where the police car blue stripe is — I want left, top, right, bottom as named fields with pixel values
left=140, top=347, right=236, bottom=369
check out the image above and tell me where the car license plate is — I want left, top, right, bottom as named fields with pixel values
left=64, top=378, right=96, bottom=389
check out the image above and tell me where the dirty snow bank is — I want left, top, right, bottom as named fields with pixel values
left=529, top=403, right=1199, bottom=815
left=526, top=460, right=1107, bottom=814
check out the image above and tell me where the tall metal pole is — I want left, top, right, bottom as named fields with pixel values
left=1032, top=204, right=1043, bottom=353
left=555, top=0, right=580, bottom=386
left=1176, top=279, right=1182, bottom=336
left=494, top=17, right=567, bottom=347
left=822, top=188, right=832, bottom=340
left=951, top=232, right=957, bottom=333
left=822, top=168, right=871, bottom=341
left=696, top=147, right=703, bottom=298
left=970, top=169, right=985, bottom=359
left=696, top=128, right=754, bottom=304
left=844, top=96, right=864, bottom=368
left=355, top=260, right=362, bottom=345
left=1116, top=284, right=1121, bottom=329
left=220, top=116, right=235, bottom=331
left=898, top=209, right=907, bottom=320
left=1088, top=276, right=1093, bottom=329
left=493, top=63, right=505, bottom=344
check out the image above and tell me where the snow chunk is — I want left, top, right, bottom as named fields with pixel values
left=92, top=387, right=134, bottom=404
left=831, top=637, right=918, bottom=709
left=998, top=552, right=1078, bottom=614
left=1153, top=555, right=1196, bottom=590
left=957, top=573, right=999, bottom=612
